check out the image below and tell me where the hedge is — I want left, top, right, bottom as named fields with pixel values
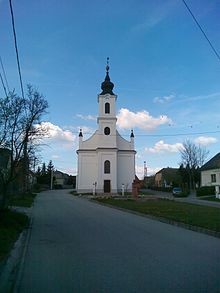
left=196, top=186, right=215, bottom=197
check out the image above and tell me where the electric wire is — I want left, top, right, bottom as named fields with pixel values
left=0, top=71, right=8, bottom=97
left=0, top=56, right=10, bottom=93
left=181, top=0, right=220, bottom=62
left=8, top=0, right=25, bottom=99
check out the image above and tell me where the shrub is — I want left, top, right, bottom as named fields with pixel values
left=54, top=184, right=63, bottom=189
left=173, top=190, right=189, bottom=198
left=196, top=186, right=215, bottom=197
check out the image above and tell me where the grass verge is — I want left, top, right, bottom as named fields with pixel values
left=10, top=192, right=37, bottom=208
left=70, top=191, right=79, bottom=196
left=95, top=198, right=220, bottom=232
left=199, top=196, right=220, bottom=202
left=0, top=209, right=29, bottom=262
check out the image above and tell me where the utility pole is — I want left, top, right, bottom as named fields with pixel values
left=50, top=169, right=53, bottom=190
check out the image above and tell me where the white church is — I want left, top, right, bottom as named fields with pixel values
left=76, top=61, right=136, bottom=194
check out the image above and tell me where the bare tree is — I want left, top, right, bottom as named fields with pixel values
left=0, top=85, right=48, bottom=209
left=179, top=140, right=209, bottom=190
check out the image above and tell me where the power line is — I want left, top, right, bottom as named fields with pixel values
left=0, top=56, right=10, bottom=93
left=181, top=0, right=220, bottom=62
left=8, top=0, right=25, bottom=99
left=0, top=71, right=8, bottom=97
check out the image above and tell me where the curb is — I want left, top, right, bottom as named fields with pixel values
left=0, top=203, right=35, bottom=293
left=91, top=199, right=220, bottom=239
left=12, top=211, right=34, bottom=293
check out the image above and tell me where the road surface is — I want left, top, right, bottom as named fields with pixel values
left=16, top=190, right=220, bottom=293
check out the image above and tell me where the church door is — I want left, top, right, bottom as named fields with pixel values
left=104, top=180, right=111, bottom=193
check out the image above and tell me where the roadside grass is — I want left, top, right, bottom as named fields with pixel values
left=139, top=191, right=153, bottom=196
left=0, top=209, right=29, bottom=262
left=199, top=196, right=220, bottom=203
left=10, top=192, right=37, bottom=207
left=70, top=191, right=79, bottom=196
left=70, top=191, right=94, bottom=196
left=95, top=198, right=220, bottom=232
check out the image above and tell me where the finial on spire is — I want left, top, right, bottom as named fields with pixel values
left=79, top=128, right=83, bottom=137
left=106, top=57, right=109, bottom=73
left=130, top=129, right=134, bottom=138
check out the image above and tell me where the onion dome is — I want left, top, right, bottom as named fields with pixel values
left=100, top=57, right=115, bottom=95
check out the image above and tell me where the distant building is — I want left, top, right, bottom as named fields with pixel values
left=53, top=170, right=69, bottom=187
left=201, top=153, right=220, bottom=197
left=154, top=167, right=181, bottom=188
left=76, top=61, right=136, bottom=194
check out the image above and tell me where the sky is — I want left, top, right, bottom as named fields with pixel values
left=0, top=0, right=220, bottom=178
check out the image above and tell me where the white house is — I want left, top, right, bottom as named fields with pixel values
left=201, top=152, right=220, bottom=198
left=76, top=62, right=136, bottom=194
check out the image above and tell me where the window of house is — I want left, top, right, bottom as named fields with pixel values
left=105, top=102, right=110, bottom=114
left=104, top=160, right=110, bottom=174
left=104, top=127, right=110, bottom=135
left=211, top=174, right=216, bottom=183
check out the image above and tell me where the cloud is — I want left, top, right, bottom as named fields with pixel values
left=59, top=167, right=77, bottom=175
left=136, top=165, right=161, bottom=179
left=77, top=126, right=94, bottom=134
left=194, top=136, right=218, bottom=146
left=175, top=92, right=220, bottom=104
left=117, top=108, right=172, bottom=130
left=132, top=16, right=164, bottom=32
left=36, top=122, right=76, bottom=149
left=153, top=94, right=174, bottom=104
left=76, top=114, right=97, bottom=121
left=51, top=155, right=60, bottom=159
left=145, top=140, right=183, bottom=153
left=131, top=1, right=177, bottom=33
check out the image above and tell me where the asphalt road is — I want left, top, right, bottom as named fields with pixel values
left=16, top=190, right=220, bottom=293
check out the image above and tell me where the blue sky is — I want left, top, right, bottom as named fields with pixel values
left=0, top=0, right=220, bottom=177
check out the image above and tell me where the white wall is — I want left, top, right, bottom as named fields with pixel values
left=98, top=150, right=117, bottom=193
left=117, top=152, right=135, bottom=191
left=201, top=169, right=220, bottom=186
left=77, top=152, right=97, bottom=191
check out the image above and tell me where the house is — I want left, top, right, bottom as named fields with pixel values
left=53, top=170, right=69, bottom=187
left=154, top=167, right=181, bottom=188
left=76, top=61, right=136, bottom=194
left=201, top=153, right=220, bottom=198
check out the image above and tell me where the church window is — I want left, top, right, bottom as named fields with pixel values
left=104, top=127, right=110, bottom=135
left=105, top=102, right=110, bottom=114
left=104, top=160, right=110, bottom=174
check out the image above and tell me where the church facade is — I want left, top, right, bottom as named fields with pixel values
left=76, top=63, right=136, bottom=194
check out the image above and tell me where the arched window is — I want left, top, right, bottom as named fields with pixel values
left=104, top=160, right=110, bottom=174
left=105, top=102, right=110, bottom=114
left=104, top=127, right=110, bottom=135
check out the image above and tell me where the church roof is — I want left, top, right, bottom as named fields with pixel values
left=100, top=58, right=115, bottom=95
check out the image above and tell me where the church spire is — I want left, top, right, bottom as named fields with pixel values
left=100, top=57, right=115, bottom=95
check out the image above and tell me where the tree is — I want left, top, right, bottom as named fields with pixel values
left=179, top=140, right=209, bottom=190
left=0, top=85, right=48, bottom=209
left=47, top=160, right=54, bottom=188
left=47, top=160, right=54, bottom=174
left=36, top=161, right=54, bottom=186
